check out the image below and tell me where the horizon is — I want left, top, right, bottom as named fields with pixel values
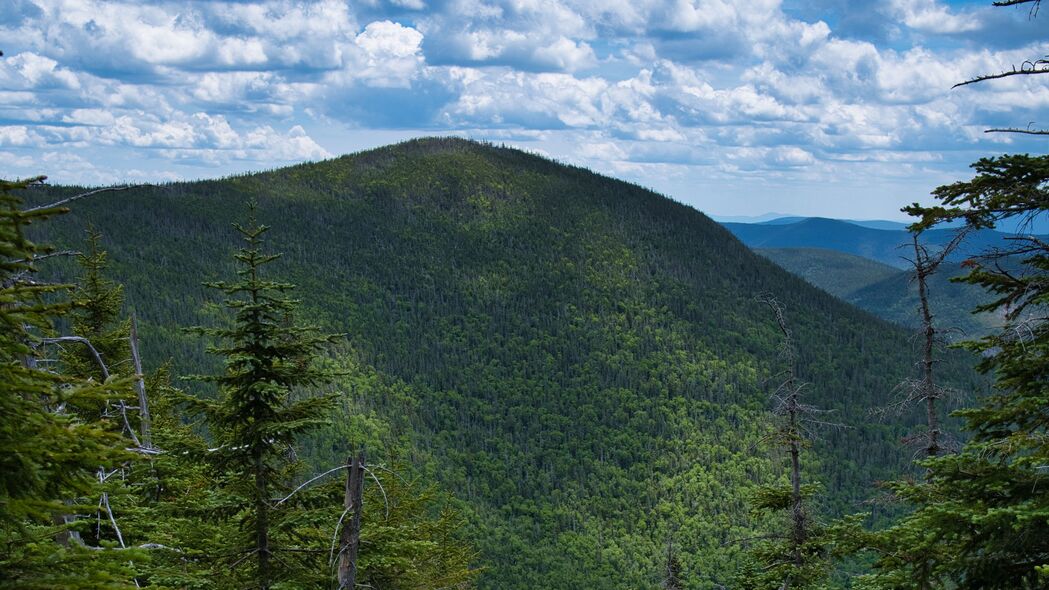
left=3, top=1, right=1048, bottom=220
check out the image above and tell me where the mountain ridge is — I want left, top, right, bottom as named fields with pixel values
left=35, top=137, right=979, bottom=589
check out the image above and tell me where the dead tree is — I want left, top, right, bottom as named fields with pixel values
left=878, top=230, right=968, bottom=461
left=338, top=451, right=365, bottom=590
left=129, top=314, right=151, bottom=448
left=662, top=539, right=684, bottom=590
left=760, top=296, right=812, bottom=578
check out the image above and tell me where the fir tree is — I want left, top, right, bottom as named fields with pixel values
left=855, top=154, right=1049, bottom=588
left=185, top=208, right=339, bottom=589
left=0, top=177, right=136, bottom=588
left=64, top=229, right=130, bottom=385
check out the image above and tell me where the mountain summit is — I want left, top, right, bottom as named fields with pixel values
left=41, top=138, right=974, bottom=589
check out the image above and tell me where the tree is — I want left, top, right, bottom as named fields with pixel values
left=853, top=155, right=1049, bottom=589
left=873, top=231, right=969, bottom=462
left=185, top=208, right=339, bottom=589
left=0, top=177, right=136, bottom=588
left=736, top=297, right=831, bottom=590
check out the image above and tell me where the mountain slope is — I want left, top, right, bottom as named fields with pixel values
left=756, top=248, right=900, bottom=298
left=36, top=138, right=979, bottom=589
left=757, top=248, right=1000, bottom=336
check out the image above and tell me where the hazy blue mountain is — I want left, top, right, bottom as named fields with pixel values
left=756, top=248, right=900, bottom=298
left=722, top=217, right=1036, bottom=269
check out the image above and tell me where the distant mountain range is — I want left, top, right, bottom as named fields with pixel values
left=720, top=216, right=1039, bottom=270
left=715, top=216, right=1041, bottom=336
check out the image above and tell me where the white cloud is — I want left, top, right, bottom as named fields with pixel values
left=1, top=0, right=1045, bottom=218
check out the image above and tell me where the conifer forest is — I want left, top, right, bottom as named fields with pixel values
left=2, top=1, right=1048, bottom=589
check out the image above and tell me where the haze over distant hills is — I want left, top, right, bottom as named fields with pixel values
left=720, top=216, right=1041, bottom=269
left=756, top=248, right=1000, bottom=337
left=714, top=216, right=1037, bottom=336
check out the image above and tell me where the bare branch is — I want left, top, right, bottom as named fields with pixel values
left=38, top=336, right=110, bottom=380
left=22, top=184, right=134, bottom=214
left=985, top=127, right=1049, bottom=135
left=275, top=465, right=348, bottom=506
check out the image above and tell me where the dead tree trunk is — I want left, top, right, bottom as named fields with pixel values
left=762, top=296, right=808, bottom=580
left=913, top=236, right=941, bottom=459
left=129, top=314, right=151, bottom=448
left=338, top=452, right=365, bottom=590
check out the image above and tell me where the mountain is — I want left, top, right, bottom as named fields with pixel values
left=721, top=217, right=1031, bottom=269
left=848, top=262, right=1002, bottom=338
left=758, top=248, right=1000, bottom=337
left=756, top=248, right=900, bottom=298
left=35, top=138, right=980, bottom=589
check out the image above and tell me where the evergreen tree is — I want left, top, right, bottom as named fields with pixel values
left=185, top=208, right=339, bottom=589
left=855, top=154, right=1049, bottom=588
left=0, top=177, right=136, bottom=588
left=64, top=229, right=130, bottom=385
left=736, top=297, right=831, bottom=590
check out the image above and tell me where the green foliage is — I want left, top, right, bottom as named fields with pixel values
left=0, top=178, right=136, bottom=588
left=183, top=210, right=340, bottom=589
left=36, top=138, right=983, bottom=588
left=63, top=229, right=131, bottom=384
left=855, top=154, right=1049, bottom=589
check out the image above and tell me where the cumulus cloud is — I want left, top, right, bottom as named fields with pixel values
left=1, top=0, right=1046, bottom=218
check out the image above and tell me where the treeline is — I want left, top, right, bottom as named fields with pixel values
left=0, top=179, right=476, bottom=589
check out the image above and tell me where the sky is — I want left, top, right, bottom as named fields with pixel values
left=1, top=0, right=1047, bottom=220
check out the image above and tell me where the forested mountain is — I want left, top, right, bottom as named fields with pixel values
left=758, top=248, right=999, bottom=336
left=34, top=138, right=982, bottom=589
left=756, top=248, right=900, bottom=298
left=722, top=216, right=1028, bottom=269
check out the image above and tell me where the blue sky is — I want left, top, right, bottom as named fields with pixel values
left=1, top=0, right=1046, bottom=220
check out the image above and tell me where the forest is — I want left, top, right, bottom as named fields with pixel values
left=2, top=136, right=1046, bottom=589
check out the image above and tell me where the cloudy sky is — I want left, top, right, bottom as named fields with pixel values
left=1, top=0, right=1046, bottom=219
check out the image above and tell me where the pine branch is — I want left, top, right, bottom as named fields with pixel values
left=984, top=127, right=1049, bottom=135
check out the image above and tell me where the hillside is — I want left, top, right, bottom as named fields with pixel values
left=34, top=138, right=980, bottom=589
left=758, top=248, right=999, bottom=336
left=756, top=248, right=900, bottom=298
left=848, top=262, right=1001, bottom=338
left=722, top=217, right=1025, bottom=269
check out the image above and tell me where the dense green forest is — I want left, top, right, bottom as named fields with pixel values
left=758, top=248, right=1000, bottom=337
left=19, top=138, right=993, bottom=589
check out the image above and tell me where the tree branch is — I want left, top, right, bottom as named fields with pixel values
left=38, top=336, right=110, bottom=380
left=954, top=59, right=1049, bottom=88
left=22, top=185, right=134, bottom=214
left=984, top=127, right=1049, bottom=135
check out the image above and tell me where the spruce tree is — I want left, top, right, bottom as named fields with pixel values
left=855, top=154, right=1049, bottom=588
left=0, top=177, right=136, bottom=588
left=185, top=208, right=338, bottom=589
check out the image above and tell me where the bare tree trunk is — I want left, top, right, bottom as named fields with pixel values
left=338, top=452, right=365, bottom=590
left=129, top=314, right=151, bottom=448
left=762, top=296, right=808, bottom=582
left=913, top=237, right=941, bottom=459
